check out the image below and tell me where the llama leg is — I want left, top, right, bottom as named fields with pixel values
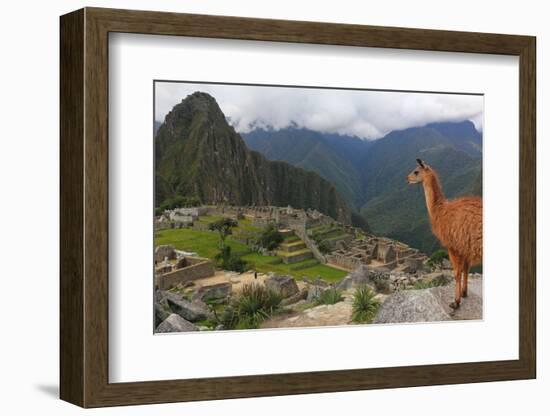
left=462, top=261, right=470, bottom=298
left=448, top=250, right=462, bottom=309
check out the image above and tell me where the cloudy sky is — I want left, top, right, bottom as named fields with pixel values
left=155, top=82, right=483, bottom=140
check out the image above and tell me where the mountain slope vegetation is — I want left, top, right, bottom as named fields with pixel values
left=155, top=92, right=351, bottom=223
left=243, top=121, right=482, bottom=254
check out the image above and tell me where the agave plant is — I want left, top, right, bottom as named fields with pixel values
left=220, top=282, right=282, bottom=330
left=352, top=285, right=380, bottom=323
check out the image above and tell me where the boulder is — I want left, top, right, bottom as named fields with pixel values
left=159, top=290, right=185, bottom=304
left=265, top=274, right=299, bottom=298
left=373, top=279, right=483, bottom=324
left=335, top=275, right=353, bottom=291
left=155, top=301, right=172, bottom=327
left=350, top=264, right=370, bottom=287
left=154, top=245, right=176, bottom=263
left=373, top=290, right=451, bottom=324
left=281, top=287, right=308, bottom=306
left=166, top=297, right=212, bottom=322
left=307, top=285, right=328, bottom=302
left=192, top=282, right=232, bottom=302
left=156, top=314, right=199, bottom=333
left=431, top=282, right=483, bottom=321
left=313, top=276, right=330, bottom=287
left=154, top=289, right=165, bottom=303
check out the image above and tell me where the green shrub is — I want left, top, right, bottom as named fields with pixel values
left=258, top=224, right=284, bottom=251
left=427, top=249, right=449, bottom=267
left=317, top=240, right=332, bottom=254
left=315, top=288, right=343, bottom=305
left=209, top=217, right=239, bottom=249
left=411, top=274, right=450, bottom=290
left=220, top=283, right=282, bottom=330
left=352, top=285, right=380, bottom=323
left=225, top=254, right=248, bottom=273
left=215, top=246, right=248, bottom=273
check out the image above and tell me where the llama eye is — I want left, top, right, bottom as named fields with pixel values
left=414, top=171, right=419, bottom=175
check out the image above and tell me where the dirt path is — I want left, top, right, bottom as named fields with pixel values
left=261, top=293, right=356, bottom=329
left=191, top=270, right=308, bottom=292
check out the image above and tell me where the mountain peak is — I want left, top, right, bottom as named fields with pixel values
left=155, top=93, right=351, bottom=223
left=162, top=91, right=225, bottom=127
left=426, top=120, right=481, bottom=138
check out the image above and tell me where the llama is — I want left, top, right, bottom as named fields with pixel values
left=407, top=159, right=482, bottom=309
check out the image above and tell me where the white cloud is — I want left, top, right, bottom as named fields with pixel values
left=155, top=82, right=483, bottom=140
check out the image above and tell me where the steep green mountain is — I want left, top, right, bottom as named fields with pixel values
left=155, top=92, right=351, bottom=223
left=243, top=128, right=365, bottom=209
left=426, top=121, right=482, bottom=157
left=243, top=121, right=482, bottom=254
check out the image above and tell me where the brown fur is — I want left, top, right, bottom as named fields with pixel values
left=407, top=160, right=482, bottom=308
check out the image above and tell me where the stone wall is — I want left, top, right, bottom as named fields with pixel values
left=281, top=251, right=314, bottom=264
left=155, top=221, right=173, bottom=231
left=293, top=224, right=327, bottom=263
left=155, top=220, right=187, bottom=231
left=326, top=253, right=362, bottom=271
left=155, top=257, right=215, bottom=290
left=252, top=218, right=275, bottom=228
left=192, top=222, right=210, bottom=231
left=325, top=234, right=355, bottom=250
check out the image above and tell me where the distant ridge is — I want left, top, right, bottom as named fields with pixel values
left=242, top=121, right=482, bottom=254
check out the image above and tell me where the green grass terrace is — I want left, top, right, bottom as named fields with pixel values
left=155, top=219, right=348, bottom=283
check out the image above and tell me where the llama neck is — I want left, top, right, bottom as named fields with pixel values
left=422, top=171, right=446, bottom=220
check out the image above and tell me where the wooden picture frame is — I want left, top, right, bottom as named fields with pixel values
left=60, top=7, right=536, bottom=408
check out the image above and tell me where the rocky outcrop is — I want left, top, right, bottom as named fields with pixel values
left=373, top=290, right=451, bottom=323
left=335, top=275, right=353, bottom=291
left=306, top=285, right=327, bottom=302
left=155, top=302, right=172, bottom=327
left=165, top=296, right=212, bottom=322
left=156, top=314, right=199, bottom=333
left=373, top=278, right=482, bottom=324
left=265, top=274, right=299, bottom=298
left=155, top=245, right=176, bottom=263
left=262, top=297, right=354, bottom=329
left=281, top=287, right=308, bottom=306
left=192, top=282, right=232, bottom=302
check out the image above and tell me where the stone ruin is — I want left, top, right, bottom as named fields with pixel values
left=154, top=204, right=428, bottom=273
left=230, top=205, right=429, bottom=272
left=326, top=236, right=427, bottom=272
left=155, top=206, right=208, bottom=229
left=154, top=245, right=215, bottom=290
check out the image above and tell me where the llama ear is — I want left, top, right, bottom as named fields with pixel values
left=416, top=158, right=425, bottom=168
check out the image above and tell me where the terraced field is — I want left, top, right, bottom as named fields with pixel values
left=155, top=216, right=347, bottom=282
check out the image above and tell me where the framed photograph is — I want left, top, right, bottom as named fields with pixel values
left=60, top=7, right=536, bottom=408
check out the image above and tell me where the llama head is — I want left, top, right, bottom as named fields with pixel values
left=407, top=159, right=431, bottom=184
